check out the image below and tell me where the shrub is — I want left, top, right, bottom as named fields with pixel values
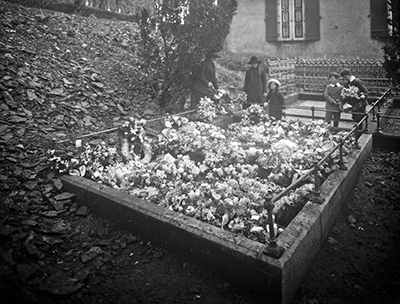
left=136, top=0, right=238, bottom=112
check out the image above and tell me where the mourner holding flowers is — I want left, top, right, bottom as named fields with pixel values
left=324, top=72, right=343, bottom=128
left=340, top=69, right=369, bottom=129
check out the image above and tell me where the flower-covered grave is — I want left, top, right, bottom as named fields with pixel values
left=48, top=104, right=354, bottom=244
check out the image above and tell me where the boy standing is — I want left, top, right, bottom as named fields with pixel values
left=324, top=72, right=342, bottom=128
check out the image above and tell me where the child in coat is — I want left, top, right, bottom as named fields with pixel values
left=265, top=79, right=285, bottom=120
left=324, top=72, right=343, bottom=128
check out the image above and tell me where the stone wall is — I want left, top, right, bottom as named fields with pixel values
left=226, top=0, right=386, bottom=60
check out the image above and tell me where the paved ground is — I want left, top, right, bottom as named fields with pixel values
left=285, top=100, right=374, bottom=130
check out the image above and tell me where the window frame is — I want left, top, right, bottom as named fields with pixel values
left=277, top=0, right=305, bottom=41
left=265, top=0, right=320, bottom=43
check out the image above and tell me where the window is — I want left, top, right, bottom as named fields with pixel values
left=265, top=0, right=320, bottom=42
left=370, top=0, right=390, bottom=39
left=278, top=0, right=304, bottom=40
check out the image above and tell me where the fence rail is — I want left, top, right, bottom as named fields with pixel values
left=265, top=58, right=395, bottom=96
left=262, top=87, right=392, bottom=258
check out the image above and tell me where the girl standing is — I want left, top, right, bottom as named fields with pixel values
left=265, top=79, right=285, bottom=120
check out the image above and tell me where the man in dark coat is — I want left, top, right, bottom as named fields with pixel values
left=190, top=50, right=220, bottom=110
left=243, top=56, right=267, bottom=109
left=340, top=69, right=368, bottom=128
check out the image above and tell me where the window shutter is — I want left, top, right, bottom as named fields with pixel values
left=265, top=0, right=278, bottom=42
left=304, top=0, right=320, bottom=41
left=370, top=0, right=389, bottom=39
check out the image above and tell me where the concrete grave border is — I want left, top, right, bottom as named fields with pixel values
left=62, top=133, right=372, bottom=304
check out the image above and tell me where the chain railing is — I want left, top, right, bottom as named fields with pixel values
left=262, top=87, right=392, bottom=259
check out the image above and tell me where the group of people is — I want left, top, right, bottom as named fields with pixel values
left=324, top=69, right=368, bottom=128
left=190, top=51, right=368, bottom=127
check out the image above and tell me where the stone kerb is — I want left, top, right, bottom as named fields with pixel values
left=61, top=132, right=372, bottom=304
left=278, top=133, right=373, bottom=304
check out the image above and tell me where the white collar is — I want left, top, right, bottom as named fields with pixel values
left=349, top=75, right=356, bottom=82
left=330, top=83, right=341, bottom=87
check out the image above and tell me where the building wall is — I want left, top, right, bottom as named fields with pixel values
left=226, top=0, right=385, bottom=60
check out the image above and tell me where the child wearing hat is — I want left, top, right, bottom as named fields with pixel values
left=324, top=72, right=343, bottom=128
left=265, top=79, right=285, bottom=120
left=243, top=56, right=267, bottom=109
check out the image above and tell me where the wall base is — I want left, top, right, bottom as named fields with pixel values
left=62, top=134, right=372, bottom=304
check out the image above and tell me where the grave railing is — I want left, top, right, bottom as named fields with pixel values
left=262, top=87, right=392, bottom=259
left=265, top=58, right=396, bottom=97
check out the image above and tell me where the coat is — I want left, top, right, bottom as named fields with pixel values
left=191, top=58, right=218, bottom=95
left=266, top=90, right=285, bottom=120
left=344, top=77, right=368, bottom=123
left=324, top=84, right=343, bottom=111
left=244, top=66, right=267, bottom=104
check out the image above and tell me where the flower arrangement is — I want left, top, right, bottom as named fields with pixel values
left=242, top=104, right=265, bottom=125
left=340, top=86, right=365, bottom=100
left=197, top=97, right=217, bottom=122
left=340, top=86, right=366, bottom=111
left=48, top=114, right=354, bottom=244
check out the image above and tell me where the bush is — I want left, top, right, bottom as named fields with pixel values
left=136, top=0, right=238, bottom=112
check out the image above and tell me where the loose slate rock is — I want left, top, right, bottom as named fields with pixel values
left=16, top=263, right=38, bottom=282
left=76, top=205, right=89, bottom=216
left=81, top=246, right=102, bottom=263
left=39, top=210, right=58, bottom=218
left=39, top=272, right=83, bottom=295
left=50, top=219, right=71, bottom=234
left=54, top=192, right=75, bottom=201
left=53, top=179, right=63, bottom=190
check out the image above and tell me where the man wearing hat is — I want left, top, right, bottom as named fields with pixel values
left=190, top=50, right=221, bottom=110
left=243, top=56, right=267, bottom=109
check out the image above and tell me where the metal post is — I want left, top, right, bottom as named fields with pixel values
left=312, top=165, right=323, bottom=204
left=364, top=113, right=370, bottom=134
left=338, top=141, right=347, bottom=170
left=262, top=194, right=284, bottom=259
left=352, top=124, right=361, bottom=149
left=371, top=105, right=376, bottom=122
left=311, top=106, right=315, bottom=120
left=376, top=112, right=382, bottom=134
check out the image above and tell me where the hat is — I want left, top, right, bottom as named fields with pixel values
left=205, top=50, right=221, bottom=58
left=267, top=78, right=281, bottom=87
left=340, top=69, right=351, bottom=77
left=248, top=56, right=262, bottom=64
